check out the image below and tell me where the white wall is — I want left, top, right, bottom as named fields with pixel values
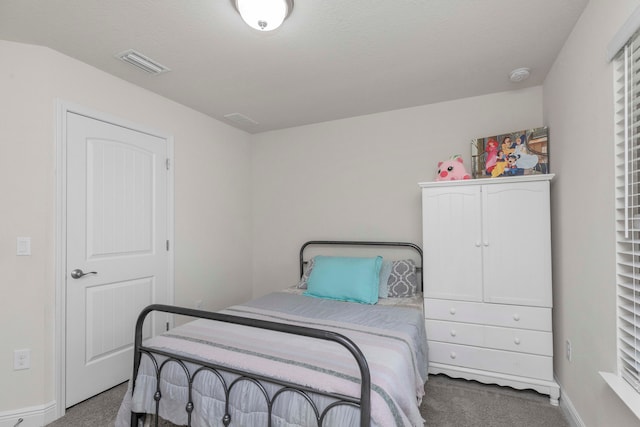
left=0, top=40, right=253, bottom=416
left=251, top=87, right=543, bottom=297
left=543, top=0, right=640, bottom=425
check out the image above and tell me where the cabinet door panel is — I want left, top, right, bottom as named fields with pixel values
left=422, top=186, right=482, bottom=301
left=482, top=181, right=552, bottom=307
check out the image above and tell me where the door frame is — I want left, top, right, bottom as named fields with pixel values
left=54, top=100, right=174, bottom=418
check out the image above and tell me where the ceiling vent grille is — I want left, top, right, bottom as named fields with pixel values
left=116, top=49, right=170, bottom=75
left=224, top=113, right=259, bottom=126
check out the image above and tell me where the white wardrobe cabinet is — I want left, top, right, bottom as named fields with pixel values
left=419, top=174, right=559, bottom=405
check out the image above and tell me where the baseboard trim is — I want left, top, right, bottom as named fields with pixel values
left=556, top=378, right=586, bottom=427
left=0, top=401, right=57, bottom=427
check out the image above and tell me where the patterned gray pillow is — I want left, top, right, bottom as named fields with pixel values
left=297, top=257, right=315, bottom=289
left=378, top=260, right=393, bottom=298
left=387, top=259, right=418, bottom=297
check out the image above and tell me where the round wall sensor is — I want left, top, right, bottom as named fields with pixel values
left=509, top=68, right=531, bottom=83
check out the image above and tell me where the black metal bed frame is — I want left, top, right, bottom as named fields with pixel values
left=130, top=240, right=423, bottom=427
left=300, top=240, right=423, bottom=292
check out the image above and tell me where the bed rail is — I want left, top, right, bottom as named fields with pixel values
left=130, top=304, right=371, bottom=427
left=299, top=240, right=424, bottom=291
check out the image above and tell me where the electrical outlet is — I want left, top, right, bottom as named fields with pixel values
left=14, top=349, right=30, bottom=370
left=566, top=339, right=572, bottom=362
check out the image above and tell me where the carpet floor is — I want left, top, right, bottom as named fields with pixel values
left=47, top=374, right=569, bottom=426
left=423, top=375, right=568, bottom=427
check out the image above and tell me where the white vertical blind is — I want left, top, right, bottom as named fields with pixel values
left=615, top=32, right=640, bottom=393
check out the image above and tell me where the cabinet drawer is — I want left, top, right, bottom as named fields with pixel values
left=425, top=298, right=551, bottom=331
left=426, top=320, right=553, bottom=356
left=428, top=341, right=553, bottom=381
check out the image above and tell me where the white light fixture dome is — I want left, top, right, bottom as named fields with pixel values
left=235, top=0, right=293, bottom=31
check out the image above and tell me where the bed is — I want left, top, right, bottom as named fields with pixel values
left=115, top=240, right=427, bottom=427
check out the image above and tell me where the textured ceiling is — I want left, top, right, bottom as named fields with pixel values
left=0, top=0, right=589, bottom=133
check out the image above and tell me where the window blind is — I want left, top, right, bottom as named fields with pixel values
left=615, top=32, right=640, bottom=393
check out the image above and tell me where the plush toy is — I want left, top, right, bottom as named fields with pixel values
left=436, top=155, right=471, bottom=181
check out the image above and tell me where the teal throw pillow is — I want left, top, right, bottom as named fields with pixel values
left=304, top=256, right=382, bottom=304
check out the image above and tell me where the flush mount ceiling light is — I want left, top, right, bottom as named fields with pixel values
left=509, top=67, right=531, bottom=83
left=234, top=0, right=293, bottom=31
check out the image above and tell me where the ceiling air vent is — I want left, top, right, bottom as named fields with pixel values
left=115, top=49, right=170, bottom=75
left=224, top=113, right=259, bottom=126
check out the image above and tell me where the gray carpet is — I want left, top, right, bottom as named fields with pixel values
left=47, top=374, right=569, bottom=426
left=423, top=375, right=568, bottom=427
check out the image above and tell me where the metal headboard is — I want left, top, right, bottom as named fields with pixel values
left=299, top=240, right=424, bottom=292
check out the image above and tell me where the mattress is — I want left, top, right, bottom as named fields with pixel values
left=116, top=289, right=428, bottom=427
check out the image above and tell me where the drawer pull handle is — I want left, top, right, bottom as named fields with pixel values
left=513, top=314, right=520, bottom=321
left=450, top=329, right=457, bottom=337
left=514, top=338, right=521, bottom=345
left=450, top=352, right=457, bottom=359
left=449, top=308, right=456, bottom=315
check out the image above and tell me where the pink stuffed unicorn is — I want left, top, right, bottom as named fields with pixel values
left=436, top=155, right=471, bottom=181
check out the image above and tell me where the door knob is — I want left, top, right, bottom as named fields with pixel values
left=70, top=269, right=97, bottom=279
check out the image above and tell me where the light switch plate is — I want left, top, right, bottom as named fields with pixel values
left=14, top=349, right=30, bottom=370
left=17, top=237, right=31, bottom=256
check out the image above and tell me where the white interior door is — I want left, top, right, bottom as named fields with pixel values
left=65, top=112, right=170, bottom=407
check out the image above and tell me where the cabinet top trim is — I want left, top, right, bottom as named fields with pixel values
left=418, top=173, right=554, bottom=189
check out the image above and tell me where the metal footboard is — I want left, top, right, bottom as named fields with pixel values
left=130, top=304, right=371, bottom=427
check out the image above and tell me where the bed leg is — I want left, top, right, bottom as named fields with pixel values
left=131, top=412, right=145, bottom=427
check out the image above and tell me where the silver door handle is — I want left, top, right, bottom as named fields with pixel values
left=70, top=269, right=97, bottom=279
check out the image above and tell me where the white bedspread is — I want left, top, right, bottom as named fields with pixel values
left=116, top=290, right=427, bottom=427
